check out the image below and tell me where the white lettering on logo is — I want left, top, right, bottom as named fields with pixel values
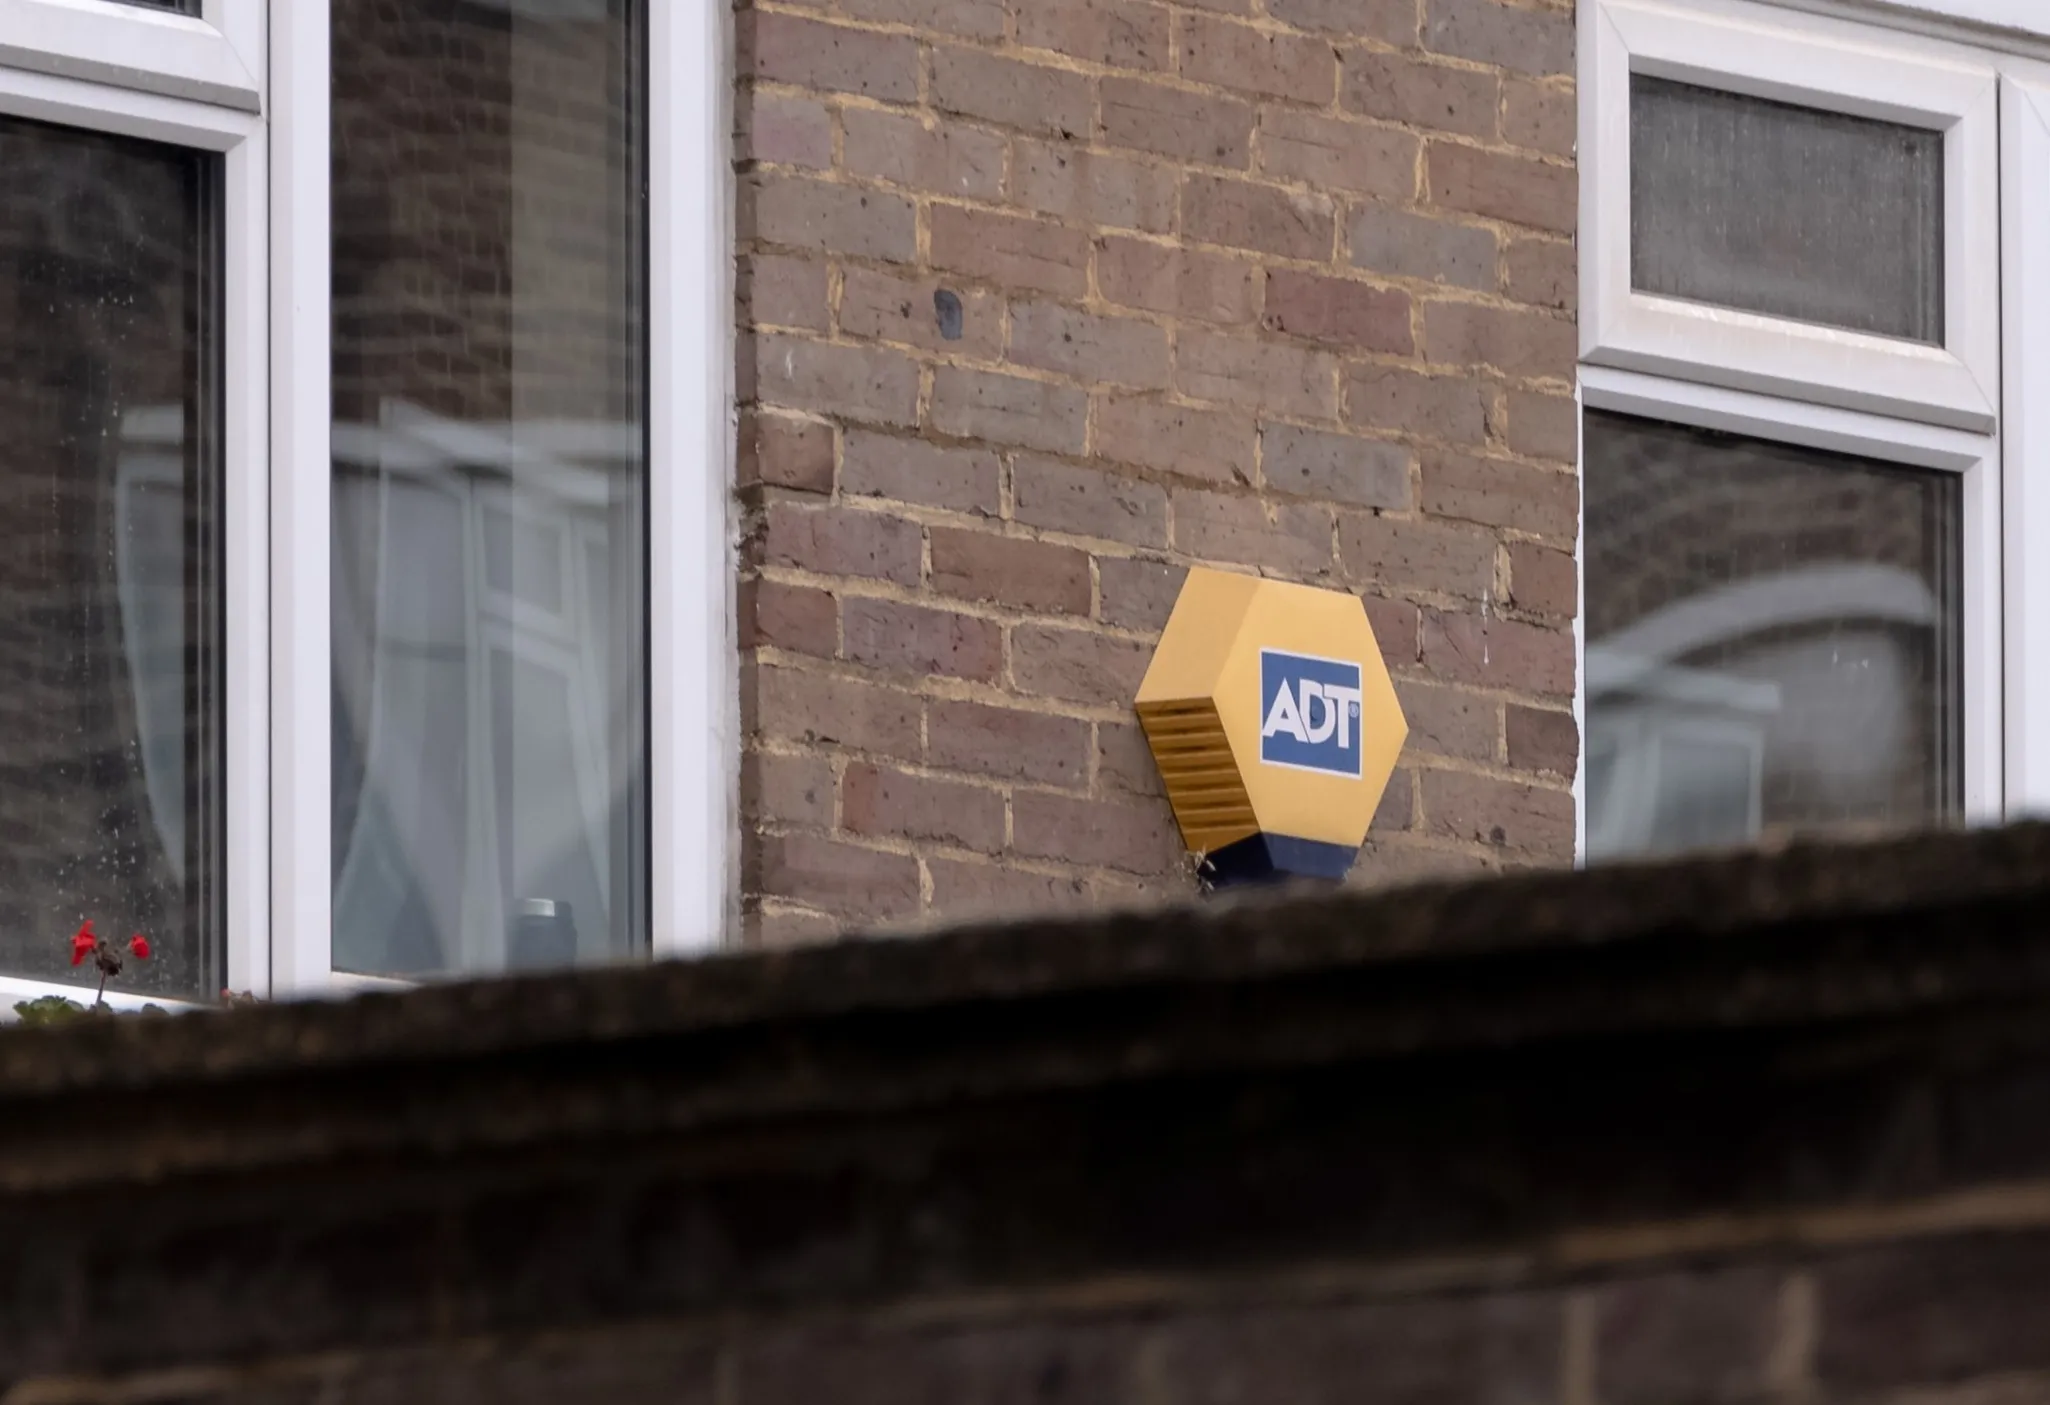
left=1263, top=680, right=1363, bottom=750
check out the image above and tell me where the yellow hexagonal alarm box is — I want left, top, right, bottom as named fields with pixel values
left=1135, top=568, right=1407, bottom=886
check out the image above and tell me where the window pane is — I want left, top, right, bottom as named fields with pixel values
left=1630, top=75, right=1944, bottom=342
left=0, top=117, right=221, bottom=1000
left=1584, top=411, right=1962, bottom=862
left=331, top=0, right=647, bottom=978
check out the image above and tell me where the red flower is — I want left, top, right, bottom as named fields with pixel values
left=69, top=921, right=95, bottom=968
left=127, top=934, right=150, bottom=961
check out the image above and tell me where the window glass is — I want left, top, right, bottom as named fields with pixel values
left=1584, top=411, right=1962, bottom=861
left=1631, top=75, right=1945, bottom=342
left=0, top=116, right=221, bottom=1000
left=331, top=0, right=647, bottom=978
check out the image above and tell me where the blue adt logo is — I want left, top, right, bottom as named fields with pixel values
left=1260, top=649, right=1365, bottom=777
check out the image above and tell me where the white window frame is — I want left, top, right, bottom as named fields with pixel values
left=2000, top=65, right=2050, bottom=817
left=1580, top=0, right=2000, bottom=431
left=0, top=0, right=261, bottom=111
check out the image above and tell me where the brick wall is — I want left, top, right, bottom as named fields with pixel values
left=734, top=0, right=1580, bottom=943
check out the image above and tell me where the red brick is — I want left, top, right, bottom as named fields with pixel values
left=1019, top=0, right=1172, bottom=70
left=1345, top=364, right=1491, bottom=444
left=1101, top=77, right=1254, bottom=167
left=1184, top=174, right=1335, bottom=261
left=1267, top=0, right=1417, bottom=42
left=1013, top=456, right=1170, bottom=548
left=1258, top=109, right=1418, bottom=199
left=740, top=254, right=830, bottom=333
left=1419, top=768, right=1574, bottom=857
left=1504, top=237, right=1575, bottom=311
left=752, top=833, right=922, bottom=922
left=1342, top=51, right=1498, bottom=140
left=1507, top=540, right=1576, bottom=618
left=1349, top=837, right=1496, bottom=888
left=753, top=335, right=920, bottom=426
left=1097, top=720, right=1167, bottom=798
left=744, top=174, right=917, bottom=262
left=1177, top=330, right=1338, bottom=419
left=927, top=858, right=1093, bottom=919
left=1263, top=425, right=1411, bottom=508
left=842, top=763, right=1006, bottom=854
left=933, top=47, right=1095, bottom=138
left=930, top=528, right=1093, bottom=615
left=931, top=205, right=1091, bottom=298
left=841, top=0, right=1006, bottom=38
left=1373, top=767, right=1415, bottom=832
left=1340, top=513, right=1495, bottom=599
left=932, top=367, right=1090, bottom=455
left=1012, top=625, right=1155, bottom=705
left=739, top=413, right=834, bottom=493
left=1172, top=489, right=1334, bottom=576
left=1596, top=1268, right=1782, bottom=1405
left=738, top=93, right=833, bottom=170
left=1506, top=703, right=1577, bottom=777
left=1012, top=790, right=1182, bottom=873
left=1422, top=449, right=1577, bottom=541
left=1421, top=608, right=1573, bottom=696
left=754, top=665, right=922, bottom=758
left=841, top=108, right=1005, bottom=201
left=759, top=502, right=922, bottom=585
left=1097, top=237, right=1260, bottom=326
left=1180, top=14, right=1337, bottom=102
left=840, top=266, right=1002, bottom=358
left=1426, top=0, right=1575, bottom=78
left=841, top=431, right=1001, bottom=516
left=927, top=699, right=1093, bottom=788
left=1504, top=389, right=1577, bottom=463
left=1012, top=139, right=1176, bottom=234
left=1366, top=594, right=1421, bottom=668
left=843, top=598, right=1004, bottom=682
left=1094, top=394, right=1256, bottom=485
left=1428, top=141, right=1575, bottom=234
left=746, top=906, right=841, bottom=950
left=1397, top=681, right=1500, bottom=763
left=1098, top=555, right=1186, bottom=632
left=744, top=579, right=838, bottom=657
left=1423, top=301, right=1575, bottom=379
left=1263, top=271, right=1414, bottom=354
left=1009, top=302, right=1171, bottom=390
left=1349, top=205, right=1496, bottom=291
left=741, top=750, right=837, bottom=828
left=744, top=12, right=920, bottom=101
left=1504, top=78, right=1574, bottom=157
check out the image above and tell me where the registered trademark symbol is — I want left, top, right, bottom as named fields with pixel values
left=1349, top=703, right=1360, bottom=717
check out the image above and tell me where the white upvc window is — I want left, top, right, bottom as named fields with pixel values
left=1577, top=0, right=2047, bottom=863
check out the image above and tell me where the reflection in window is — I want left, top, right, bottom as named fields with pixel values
left=0, top=117, right=220, bottom=999
left=331, top=0, right=647, bottom=978
left=1584, top=411, right=1962, bottom=861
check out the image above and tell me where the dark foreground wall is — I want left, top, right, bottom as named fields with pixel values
left=8, top=827, right=2050, bottom=1401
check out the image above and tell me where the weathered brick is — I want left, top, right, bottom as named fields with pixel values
left=933, top=47, right=1095, bottom=138
left=1374, top=767, right=1415, bottom=832
left=931, top=528, right=1093, bottom=615
left=1419, top=768, right=1573, bottom=857
left=1177, top=330, right=1338, bottom=419
left=753, top=335, right=920, bottom=426
left=1426, top=0, right=1575, bottom=78
left=1012, top=790, right=1182, bottom=873
left=1012, top=625, right=1155, bottom=705
left=842, top=108, right=1005, bottom=201
left=740, top=254, right=831, bottom=333
left=1421, top=607, right=1574, bottom=695
left=931, top=205, right=1092, bottom=298
left=741, top=750, right=837, bottom=827
left=1342, top=51, right=1498, bottom=140
left=744, top=174, right=918, bottom=262
left=1098, top=720, right=1167, bottom=797
left=759, top=502, right=923, bottom=585
left=1101, top=78, right=1253, bottom=167
left=1098, top=237, right=1261, bottom=325
left=841, top=0, right=1006, bottom=38
left=1098, top=555, right=1186, bottom=632
left=1429, top=141, right=1575, bottom=234
left=1504, top=77, right=1574, bottom=157
left=1258, top=109, right=1418, bottom=199
left=932, top=367, right=1090, bottom=455
left=1349, top=205, right=1496, bottom=291
left=1267, top=0, right=1417, bottom=43
left=744, top=12, right=920, bottom=101
left=840, top=266, right=1003, bottom=358
left=843, top=598, right=1004, bottom=682
left=1596, top=1268, right=1782, bottom=1405
left=1422, top=449, right=1577, bottom=541
left=927, top=858, right=1093, bottom=918
left=740, top=412, right=834, bottom=493
left=1264, top=425, right=1411, bottom=508
left=927, top=698, right=1093, bottom=788
left=738, top=93, right=832, bottom=170
left=1013, top=139, right=1176, bottom=234
left=1367, top=594, right=1422, bottom=667
left=1013, top=455, right=1171, bottom=547
left=754, top=664, right=922, bottom=758
left=1018, top=0, right=1172, bottom=70
left=1183, top=174, right=1335, bottom=261
left=1504, top=236, right=1575, bottom=311
left=747, top=905, right=841, bottom=949
left=1505, top=703, right=1576, bottom=776
left=1341, top=512, right=1495, bottom=598
left=1816, top=1234, right=2050, bottom=1388
left=841, top=431, right=1001, bottom=516
left=1507, top=540, right=1575, bottom=618
left=1263, top=270, right=1414, bottom=355
left=1424, top=301, right=1575, bottom=379
left=1009, top=302, right=1171, bottom=390
left=1504, top=389, right=1577, bottom=463
left=752, top=833, right=922, bottom=922
left=842, top=763, right=1006, bottom=854
left=1180, top=14, right=1337, bottom=102
left=1095, top=394, right=1257, bottom=485
left=1350, top=836, right=1496, bottom=887
left=1398, top=680, right=1500, bottom=763
left=1172, top=489, right=1334, bottom=575
left=1345, top=364, right=1491, bottom=444
left=744, top=578, right=838, bottom=658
